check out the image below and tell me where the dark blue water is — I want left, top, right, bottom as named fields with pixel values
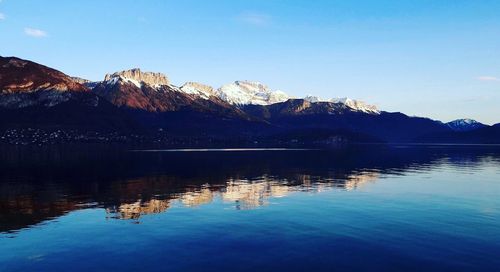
left=1, top=145, right=499, bottom=271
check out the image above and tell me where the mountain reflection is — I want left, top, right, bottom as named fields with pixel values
left=1, top=145, right=499, bottom=232
left=104, top=172, right=379, bottom=219
left=106, top=199, right=171, bottom=220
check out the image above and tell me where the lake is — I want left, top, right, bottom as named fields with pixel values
left=1, top=145, right=499, bottom=271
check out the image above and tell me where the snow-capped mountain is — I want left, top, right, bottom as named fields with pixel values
left=446, top=119, right=487, bottom=132
left=217, top=81, right=290, bottom=106
left=93, top=71, right=182, bottom=112
left=102, top=70, right=219, bottom=101
left=215, top=81, right=378, bottom=113
left=304, top=95, right=379, bottom=114
left=92, top=69, right=247, bottom=118
left=91, top=69, right=379, bottom=114
left=303, top=95, right=323, bottom=103
left=332, top=98, right=379, bottom=114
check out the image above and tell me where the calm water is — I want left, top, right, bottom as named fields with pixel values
left=1, top=145, right=500, bottom=271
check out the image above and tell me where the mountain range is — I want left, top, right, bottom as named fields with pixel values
left=0, top=55, right=498, bottom=146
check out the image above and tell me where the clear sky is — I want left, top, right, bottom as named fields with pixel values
left=1, top=0, right=499, bottom=124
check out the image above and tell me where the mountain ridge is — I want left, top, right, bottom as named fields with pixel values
left=0, top=56, right=497, bottom=145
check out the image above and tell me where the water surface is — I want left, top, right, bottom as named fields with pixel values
left=1, top=145, right=499, bottom=271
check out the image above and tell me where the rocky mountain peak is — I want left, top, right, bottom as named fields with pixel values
left=104, top=68, right=169, bottom=86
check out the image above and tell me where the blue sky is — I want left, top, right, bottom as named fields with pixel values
left=1, top=0, right=499, bottom=124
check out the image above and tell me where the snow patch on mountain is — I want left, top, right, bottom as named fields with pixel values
left=180, top=82, right=215, bottom=100
left=103, top=75, right=142, bottom=88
